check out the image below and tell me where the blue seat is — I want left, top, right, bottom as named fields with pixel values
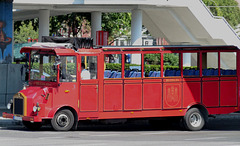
left=183, top=69, right=189, bottom=76
left=224, top=69, right=232, bottom=75
left=109, top=71, right=117, bottom=78
left=150, top=71, right=156, bottom=77
left=129, top=71, right=136, bottom=77
left=155, top=71, right=161, bottom=77
left=130, top=72, right=137, bottom=78
left=125, top=70, right=131, bottom=77
left=188, top=70, right=195, bottom=76
left=165, top=70, right=176, bottom=76
left=203, top=69, right=213, bottom=76
left=148, top=71, right=154, bottom=77
left=213, top=69, right=218, bottom=76
left=136, top=72, right=141, bottom=77
left=232, top=70, right=236, bottom=75
left=175, top=70, right=181, bottom=76
left=168, top=70, right=176, bottom=76
left=115, top=72, right=121, bottom=78
left=195, top=70, right=200, bottom=76
left=104, top=70, right=112, bottom=78
left=202, top=69, right=208, bottom=76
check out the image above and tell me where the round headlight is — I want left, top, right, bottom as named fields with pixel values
left=7, top=103, right=11, bottom=110
left=33, top=106, right=38, bottom=112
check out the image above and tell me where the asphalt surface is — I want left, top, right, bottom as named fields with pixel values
left=0, top=113, right=240, bottom=146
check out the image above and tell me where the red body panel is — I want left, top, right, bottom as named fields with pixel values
left=80, top=84, right=98, bottom=112
left=104, top=83, right=123, bottom=111
left=143, top=82, right=162, bottom=109
left=183, top=81, right=201, bottom=108
left=220, top=81, right=237, bottom=106
left=202, top=81, right=219, bottom=107
left=124, top=82, right=142, bottom=110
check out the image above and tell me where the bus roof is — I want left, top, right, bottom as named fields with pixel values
left=20, top=45, right=239, bottom=55
left=99, top=45, right=239, bottom=51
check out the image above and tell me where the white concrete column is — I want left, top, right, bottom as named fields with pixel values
left=91, top=11, right=102, bottom=46
left=131, top=9, right=142, bottom=65
left=131, top=9, right=142, bottom=45
left=38, top=9, right=50, bottom=42
left=183, top=53, right=191, bottom=67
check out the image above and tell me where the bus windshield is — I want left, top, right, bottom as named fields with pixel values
left=30, top=52, right=57, bottom=82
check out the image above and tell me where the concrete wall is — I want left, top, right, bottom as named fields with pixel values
left=0, top=64, right=25, bottom=109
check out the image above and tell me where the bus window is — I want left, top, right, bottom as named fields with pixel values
left=81, top=56, right=98, bottom=80
left=202, top=52, right=218, bottom=76
left=104, top=54, right=122, bottom=78
left=124, top=54, right=142, bottom=78
left=164, top=53, right=180, bottom=77
left=144, top=53, right=161, bottom=77
left=220, top=52, right=236, bottom=76
left=60, top=56, right=76, bottom=82
left=183, top=53, right=199, bottom=77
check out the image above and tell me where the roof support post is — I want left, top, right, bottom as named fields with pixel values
left=131, top=9, right=142, bottom=46
left=131, top=9, right=142, bottom=65
left=38, top=9, right=50, bottom=42
left=91, top=11, right=102, bottom=46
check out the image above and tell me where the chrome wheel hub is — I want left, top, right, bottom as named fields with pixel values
left=57, top=114, right=69, bottom=127
left=190, top=113, right=202, bottom=127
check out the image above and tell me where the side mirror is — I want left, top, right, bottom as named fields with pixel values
left=54, top=56, right=61, bottom=66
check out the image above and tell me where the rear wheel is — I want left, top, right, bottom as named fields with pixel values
left=51, top=109, right=74, bottom=131
left=183, top=108, right=205, bottom=131
left=22, top=121, right=42, bottom=130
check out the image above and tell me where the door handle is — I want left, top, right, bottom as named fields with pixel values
left=95, top=85, right=98, bottom=93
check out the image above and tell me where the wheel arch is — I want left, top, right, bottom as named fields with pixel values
left=48, top=106, right=78, bottom=121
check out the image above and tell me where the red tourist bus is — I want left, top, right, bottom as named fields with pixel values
left=3, top=45, right=240, bottom=131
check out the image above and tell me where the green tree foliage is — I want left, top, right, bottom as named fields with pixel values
left=164, top=53, right=179, bottom=66
left=14, top=21, right=39, bottom=43
left=144, top=53, right=179, bottom=66
left=144, top=54, right=160, bottom=65
left=50, top=13, right=91, bottom=37
left=202, top=0, right=240, bottom=28
left=102, top=13, right=131, bottom=44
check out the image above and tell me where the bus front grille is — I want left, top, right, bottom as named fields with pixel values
left=13, top=98, right=24, bottom=116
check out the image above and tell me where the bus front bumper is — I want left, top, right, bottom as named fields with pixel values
left=2, top=112, right=42, bottom=122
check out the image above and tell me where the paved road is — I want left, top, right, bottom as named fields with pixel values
left=0, top=114, right=240, bottom=146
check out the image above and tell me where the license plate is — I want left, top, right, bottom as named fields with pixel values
left=13, top=116, right=22, bottom=121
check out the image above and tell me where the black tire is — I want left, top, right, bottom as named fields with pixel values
left=22, top=121, right=42, bottom=130
left=51, top=109, right=74, bottom=131
left=183, top=108, right=205, bottom=131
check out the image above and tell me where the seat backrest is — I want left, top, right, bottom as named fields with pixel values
left=104, top=70, right=112, bottom=78
left=130, top=71, right=137, bottom=78
left=213, top=69, right=218, bottom=76
left=175, top=70, right=181, bottom=76
left=155, top=71, right=160, bottom=77
left=109, top=71, right=117, bottom=78
left=136, top=72, right=141, bottom=77
left=115, top=72, right=121, bottom=78
left=148, top=71, right=154, bottom=77
left=188, top=70, right=195, bottom=76
left=183, top=69, right=189, bottom=76
left=125, top=70, right=131, bottom=77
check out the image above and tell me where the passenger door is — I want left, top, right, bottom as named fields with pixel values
left=79, top=55, right=99, bottom=112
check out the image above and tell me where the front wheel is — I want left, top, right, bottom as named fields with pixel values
left=51, top=109, right=74, bottom=131
left=183, top=108, right=205, bottom=131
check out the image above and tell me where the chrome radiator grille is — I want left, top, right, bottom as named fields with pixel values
left=13, top=95, right=24, bottom=116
